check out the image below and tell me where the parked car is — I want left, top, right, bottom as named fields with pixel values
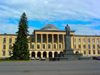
left=36, top=57, right=40, bottom=60
left=31, top=57, right=35, bottom=60
left=96, top=57, right=100, bottom=60
left=41, top=57, right=46, bottom=61
left=92, top=56, right=100, bottom=60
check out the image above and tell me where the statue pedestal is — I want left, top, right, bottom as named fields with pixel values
left=49, top=35, right=82, bottom=61
left=49, top=25, right=89, bottom=61
left=64, top=36, right=74, bottom=54
left=63, top=49, right=74, bottom=54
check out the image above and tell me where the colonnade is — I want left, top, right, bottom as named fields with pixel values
left=35, top=34, right=65, bottom=50
left=30, top=51, right=63, bottom=58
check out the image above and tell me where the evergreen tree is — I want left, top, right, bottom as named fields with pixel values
left=12, top=12, right=29, bottom=60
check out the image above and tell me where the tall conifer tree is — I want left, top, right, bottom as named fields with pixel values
left=12, top=12, right=29, bottom=60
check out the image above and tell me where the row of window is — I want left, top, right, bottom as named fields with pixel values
left=3, top=38, right=100, bottom=44
left=3, top=38, right=17, bottom=43
left=32, top=44, right=62, bottom=49
left=2, top=51, right=11, bottom=56
left=3, top=38, right=12, bottom=43
left=75, top=45, right=99, bottom=49
left=34, top=37, right=62, bottom=43
left=3, top=37, right=62, bottom=44
left=3, top=45, right=11, bottom=49
left=74, top=39, right=99, bottom=44
left=3, top=44, right=99, bottom=50
left=84, top=50, right=100, bottom=55
left=3, top=44, right=62, bottom=49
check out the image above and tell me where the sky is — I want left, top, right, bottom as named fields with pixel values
left=0, top=0, right=100, bottom=35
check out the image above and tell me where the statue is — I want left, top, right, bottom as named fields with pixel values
left=65, top=24, right=70, bottom=36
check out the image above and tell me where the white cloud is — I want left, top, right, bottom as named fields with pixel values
left=0, top=0, right=100, bottom=21
left=0, top=0, right=100, bottom=34
left=0, top=23, right=38, bottom=34
left=62, top=23, right=100, bottom=35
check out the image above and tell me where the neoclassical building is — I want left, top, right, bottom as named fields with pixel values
left=0, top=24, right=100, bottom=58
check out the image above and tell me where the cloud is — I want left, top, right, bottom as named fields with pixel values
left=0, top=0, right=100, bottom=34
left=0, top=23, right=38, bottom=34
left=62, top=23, right=100, bottom=35
left=0, top=0, right=100, bottom=21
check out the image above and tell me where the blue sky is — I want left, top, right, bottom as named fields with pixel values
left=0, top=0, right=100, bottom=35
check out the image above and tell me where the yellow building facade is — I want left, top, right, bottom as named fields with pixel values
left=0, top=24, right=100, bottom=58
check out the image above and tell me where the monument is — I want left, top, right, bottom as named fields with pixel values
left=50, top=24, right=83, bottom=61
left=64, top=24, right=74, bottom=54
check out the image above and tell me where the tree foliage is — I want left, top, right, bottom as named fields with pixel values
left=12, top=12, right=29, bottom=60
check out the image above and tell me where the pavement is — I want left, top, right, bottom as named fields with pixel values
left=0, top=60, right=100, bottom=75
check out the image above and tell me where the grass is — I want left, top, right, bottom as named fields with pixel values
left=0, top=58, right=31, bottom=61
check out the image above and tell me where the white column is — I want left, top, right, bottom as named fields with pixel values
left=35, top=34, right=37, bottom=50
left=41, top=34, right=43, bottom=50
left=62, top=34, right=64, bottom=50
left=41, top=51, right=43, bottom=58
left=29, top=51, right=32, bottom=57
left=52, top=51, right=54, bottom=58
left=46, top=34, right=48, bottom=50
left=57, top=34, right=59, bottom=50
left=52, top=34, right=54, bottom=50
left=35, top=51, right=37, bottom=58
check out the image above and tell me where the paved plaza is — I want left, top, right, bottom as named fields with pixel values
left=0, top=60, right=100, bottom=75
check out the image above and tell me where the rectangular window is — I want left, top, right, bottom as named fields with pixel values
left=32, top=45, right=34, bottom=49
left=43, top=44, right=45, bottom=49
left=93, top=45, right=95, bottom=49
left=54, top=44, right=56, bottom=49
left=88, top=45, right=90, bottom=49
left=9, top=38, right=12, bottom=43
left=32, top=38, right=34, bottom=42
left=3, top=38, right=6, bottom=43
left=48, top=37, right=50, bottom=43
left=97, top=45, right=99, bottom=49
left=59, top=37, right=61, bottom=42
left=9, top=45, right=11, bottom=49
left=37, top=45, right=40, bottom=49
left=83, top=45, right=86, bottom=49
left=93, top=50, right=95, bottom=54
left=54, top=37, right=56, bottom=43
left=78, top=39, right=80, bottom=42
left=88, top=50, right=91, bottom=54
left=84, top=51, right=86, bottom=55
left=37, top=38, right=40, bottom=42
left=88, top=39, right=90, bottom=44
left=3, top=45, right=6, bottom=49
left=79, top=45, right=81, bottom=48
left=48, top=44, right=50, bottom=49
left=92, top=39, right=95, bottom=44
left=59, top=44, right=61, bottom=49
left=83, top=39, right=85, bottom=42
left=9, top=51, right=11, bottom=56
left=98, top=50, right=100, bottom=54
left=97, top=39, right=99, bottom=44
left=43, top=37, right=45, bottom=43
left=3, top=51, right=5, bottom=56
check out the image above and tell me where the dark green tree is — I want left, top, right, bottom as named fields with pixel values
left=12, top=12, right=29, bottom=60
